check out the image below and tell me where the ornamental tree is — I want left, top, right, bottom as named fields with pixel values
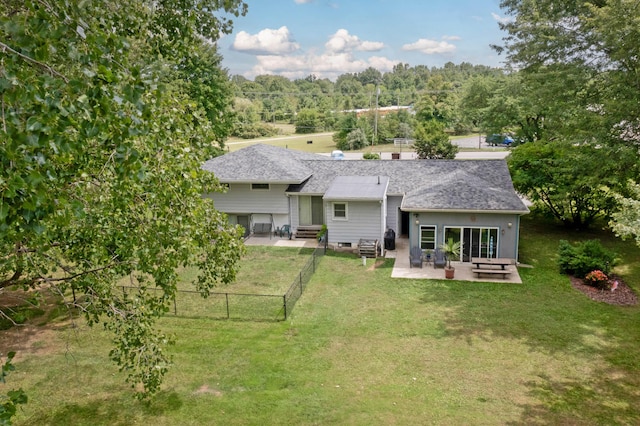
left=413, top=120, right=458, bottom=160
left=0, top=0, right=247, bottom=397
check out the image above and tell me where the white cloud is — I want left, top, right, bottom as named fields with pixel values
left=442, top=35, right=461, bottom=41
left=491, top=12, right=514, bottom=25
left=231, top=26, right=300, bottom=55
left=248, top=52, right=396, bottom=81
left=325, top=29, right=384, bottom=53
left=294, top=0, right=313, bottom=3
left=402, top=38, right=456, bottom=55
left=235, top=28, right=390, bottom=80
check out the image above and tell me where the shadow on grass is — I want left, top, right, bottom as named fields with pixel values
left=21, top=391, right=183, bottom=426
left=417, top=215, right=640, bottom=423
left=510, top=364, right=640, bottom=425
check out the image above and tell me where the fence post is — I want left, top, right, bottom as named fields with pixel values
left=283, top=295, right=287, bottom=320
left=225, top=293, right=230, bottom=319
left=174, top=297, right=177, bottom=315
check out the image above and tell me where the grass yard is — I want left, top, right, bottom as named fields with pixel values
left=4, top=215, right=640, bottom=425
left=226, top=126, right=483, bottom=154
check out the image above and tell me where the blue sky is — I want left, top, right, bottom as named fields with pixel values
left=217, top=0, right=513, bottom=81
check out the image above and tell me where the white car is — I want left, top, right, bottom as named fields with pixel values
left=330, top=150, right=345, bottom=160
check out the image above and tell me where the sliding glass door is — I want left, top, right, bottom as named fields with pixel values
left=445, top=227, right=499, bottom=262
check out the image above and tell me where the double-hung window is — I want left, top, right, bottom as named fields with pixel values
left=420, top=226, right=436, bottom=251
left=332, top=202, right=348, bottom=220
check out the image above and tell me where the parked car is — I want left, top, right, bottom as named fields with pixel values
left=486, top=134, right=514, bottom=146
left=330, top=150, right=345, bottom=160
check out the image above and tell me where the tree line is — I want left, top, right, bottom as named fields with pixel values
left=229, top=62, right=506, bottom=140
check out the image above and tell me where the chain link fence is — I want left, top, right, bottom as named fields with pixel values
left=118, top=245, right=326, bottom=321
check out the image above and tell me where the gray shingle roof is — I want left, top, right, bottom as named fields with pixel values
left=201, top=144, right=329, bottom=183
left=323, top=176, right=390, bottom=201
left=203, top=144, right=529, bottom=213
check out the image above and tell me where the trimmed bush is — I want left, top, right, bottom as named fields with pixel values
left=557, top=239, right=617, bottom=278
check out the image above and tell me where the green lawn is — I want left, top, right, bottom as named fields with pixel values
left=226, top=127, right=486, bottom=154
left=6, top=215, right=640, bottom=425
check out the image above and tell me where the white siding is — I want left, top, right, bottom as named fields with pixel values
left=327, top=201, right=383, bottom=245
left=204, top=183, right=289, bottom=214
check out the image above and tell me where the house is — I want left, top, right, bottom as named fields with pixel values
left=202, top=144, right=529, bottom=261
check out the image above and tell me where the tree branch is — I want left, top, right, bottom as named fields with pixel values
left=0, top=41, right=69, bottom=83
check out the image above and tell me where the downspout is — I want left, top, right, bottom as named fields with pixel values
left=514, top=215, right=521, bottom=262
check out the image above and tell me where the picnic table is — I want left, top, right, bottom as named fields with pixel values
left=471, top=257, right=513, bottom=279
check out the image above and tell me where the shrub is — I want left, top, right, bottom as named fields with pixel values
left=557, top=239, right=617, bottom=278
left=363, top=153, right=380, bottom=160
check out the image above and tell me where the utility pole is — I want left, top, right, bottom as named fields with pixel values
left=373, top=85, right=380, bottom=146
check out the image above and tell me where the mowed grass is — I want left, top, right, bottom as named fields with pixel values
left=6, top=215, right=640, bottom=425
left=226, top=125, right=483, bottom=154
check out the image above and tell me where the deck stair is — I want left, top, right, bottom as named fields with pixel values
left=295, top=225, right=322, bottom=239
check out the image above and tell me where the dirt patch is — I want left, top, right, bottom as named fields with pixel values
left=367, top=259, right=386, bottom=271
left=0, top=288, right=72, bottom=359
left=569, top=275, right=637, bottom=306
left=193, top=385, right=223, bottom=397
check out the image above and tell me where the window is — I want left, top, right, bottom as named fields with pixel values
left=251, top=183, right=269, bottom=191
left=332, top=202, right=348, bottom=220
left=420, top=226, right=436, bottom=250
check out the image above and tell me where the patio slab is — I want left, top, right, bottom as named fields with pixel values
left=388, top=238, right=522, bottom=284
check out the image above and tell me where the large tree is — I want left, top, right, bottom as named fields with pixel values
left=508, top=141, right=623, bottom=229
left=0, top=0, right=247, bottom=398
left=610, top=182, right=640, bottom=246
left=495, top=0, right=640, bottom=227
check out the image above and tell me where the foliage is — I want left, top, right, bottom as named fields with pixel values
left=0, top=0, right=247, bottom=397
left=557, top=240, right=617, bottom=278
left=345, top=129, right=368, bottom=151
left=610, top=181, right=640, bottom=247
left=584, top=270, right=610, bottom=290
left=413, top=120, right=458, bottom=159
left=1, top=352, right=27, bottom=426
left=507, top=140, right=631, bottom=229
left=295, top=108, right=321, bottom=134
left=232, top=122, right=279, bottom=139
left=332, top=113, right=358, bottom=150
left=439, top=238, right=461, bottom=269
left=362, top=153, right=380, bottom=160
left=495, top=0, right=640, bottom=231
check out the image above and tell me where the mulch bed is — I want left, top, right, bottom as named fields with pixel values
left=569, top=274, right=638, bottom=306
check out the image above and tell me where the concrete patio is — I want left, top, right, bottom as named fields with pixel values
left=386, top=237, right=522, bottom=284
left=244, top=235, right=522, bottom=284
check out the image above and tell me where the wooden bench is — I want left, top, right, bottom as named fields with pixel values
left=471, top=268, right=512, bottom=278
